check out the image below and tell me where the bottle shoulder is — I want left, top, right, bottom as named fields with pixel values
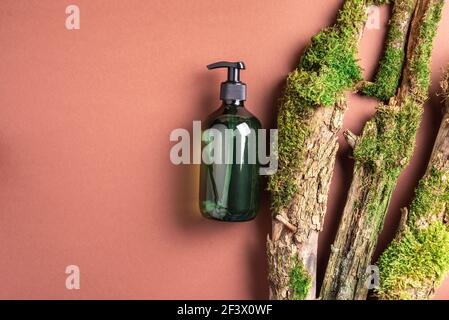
left=205, top=105, right=261, bottom=129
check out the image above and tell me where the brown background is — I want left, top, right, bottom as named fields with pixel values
left=0, top=0, right=448, bottom=299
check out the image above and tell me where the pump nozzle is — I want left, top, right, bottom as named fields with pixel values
left=207, top=61, right=247, bottom=102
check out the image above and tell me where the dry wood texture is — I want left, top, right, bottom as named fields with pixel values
left=267, top=0, right=368, bottom=299
left=268, top=103, right=345, bottom=299
left=375, top=71, right=449, bottom=299
left=320, top=0, right=444, bottom=300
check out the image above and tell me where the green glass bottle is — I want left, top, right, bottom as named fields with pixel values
left=200, top=61, right=261, bottom=222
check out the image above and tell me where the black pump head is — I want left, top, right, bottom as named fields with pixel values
left=207, top=61, right=246, bottom=102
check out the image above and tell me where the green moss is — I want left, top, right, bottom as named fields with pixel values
left=376, top=167, right=449, bottom=299
left=377, top=223, right=449, bottom=299
left=378, top=166, right=449, bottom=300
left=351, top=97, right=425, bottom=245
left=409, top=167, right=449, bottom=227
left=369, top=0, right=392, bottom=5
left=362, top=0, right=441, bottom=101
left=351, top=97, right=422, bottom=231
left=354, top=0, right=443, bottom=224
left=268, top=0, right=366, bottom=210
left=289, top=255, right=312, bottom=300
left=297, top=0, right=365, bottom=107
left=363, top=47, right=404, bottom=100
left=362, top=0, right=415, bottom=100
left=373, top=1, right=447, bottom=298
left=410, top=0, right=444, bottom=101
left=365, top=178, right=396, bottom=235
left=354, top=97, right=421, bottom=176
left=348, top=0, right=445, bottom=299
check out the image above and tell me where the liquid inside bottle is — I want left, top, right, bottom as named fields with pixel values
left=200, top=103, right=261, bottom=221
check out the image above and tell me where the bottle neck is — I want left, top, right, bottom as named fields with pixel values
left=222, top=100, right=245, bottom=108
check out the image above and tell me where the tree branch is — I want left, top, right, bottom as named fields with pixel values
left=320, top=0, right=444, bottom=300
left=376, top=68, right=449, bottom=299
left=267, top=0, right=368, bottom=300
left=344, top=129, right=359, bottom=149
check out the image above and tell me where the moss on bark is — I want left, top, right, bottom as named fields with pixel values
left=377, top=71, right=449, bottom=300
left=268, top=0, right=366, bottom=211
left=289, top=256, right=312, bottom=300
left=362, top=0, right=416, bottom=100
left=268, top=0, right=369, bottom=300
left=320, top=0, right=444, bottom=300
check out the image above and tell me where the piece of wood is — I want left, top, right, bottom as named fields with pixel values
left=320, top=0, right=444, bottom=300
left=268, top=103, right=345, bottom=299
left=375, top=70, right=449, bottom=299
left=267, top=0, right=368, bottom=300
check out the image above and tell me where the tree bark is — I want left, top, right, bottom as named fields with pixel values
left=320, top=0, right=444, bottom=300
left=267, top=102, right=345, bottom=299
left=267, top=0, right=368, bottom=300
left=375, top=70, right=449, bottom=299
left=362, top=0, right=418, bottom=100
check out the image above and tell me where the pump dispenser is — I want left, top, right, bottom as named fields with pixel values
left=207, top=61, right=247, bottom=102
left=199, top=61, right=261, bottom=222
